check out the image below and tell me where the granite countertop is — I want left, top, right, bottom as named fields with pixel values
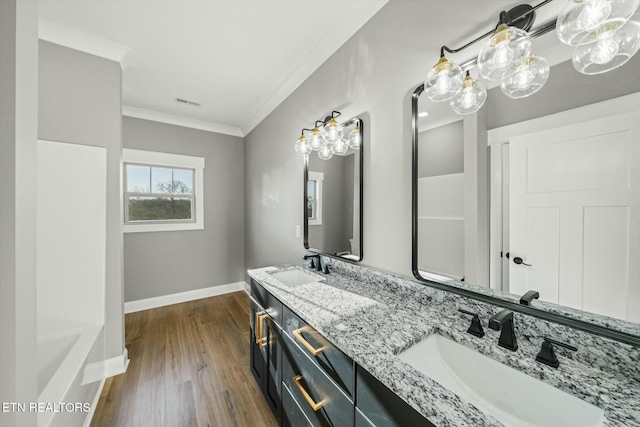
left=248, top=261, right=640, bottom=427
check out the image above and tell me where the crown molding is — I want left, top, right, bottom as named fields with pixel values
left=38, top=19, right=134, bottom=69
left=122, top=105, right=244, bottom=137
left=241, top=0, right=388, bottom=135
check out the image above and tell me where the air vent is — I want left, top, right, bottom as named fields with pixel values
left=175, top=97, right=201, bottom=107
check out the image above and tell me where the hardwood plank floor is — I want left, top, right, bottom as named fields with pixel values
left=91, top=291, right=278, bottom=427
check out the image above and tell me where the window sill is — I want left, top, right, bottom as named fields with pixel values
left=123, top=222, right=204, bottom=233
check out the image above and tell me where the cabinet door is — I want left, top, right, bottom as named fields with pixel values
left=356, top=365, right=434, bottom=427
left=264, top=316, right=282, bottom=423
left=250, top=300, right=267, bottom=386
left=282, top=383, right=313, bottom=427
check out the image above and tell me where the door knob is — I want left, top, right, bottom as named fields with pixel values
left=513, top=257, right=532, bottom=266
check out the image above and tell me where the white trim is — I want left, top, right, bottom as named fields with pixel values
left=122, top=149, right=205, bottom=233
left=105, top=348, right=130, bottom=377
left=123, top=105, right=244, bottom=137
left=125, top=282, right=247, bottom=314
left=82, top=378, right=106, bottom=427
left=38, top=19, right=134, bottom=69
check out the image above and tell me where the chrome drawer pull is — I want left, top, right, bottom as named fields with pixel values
left=292, top=326, right=327, bottom=356
left=293, top=375, right=326, bottom=411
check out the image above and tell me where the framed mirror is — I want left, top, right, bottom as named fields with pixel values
left=305, top=117, right=363, bottom=262
left=412, top=28, right=640, bottom=344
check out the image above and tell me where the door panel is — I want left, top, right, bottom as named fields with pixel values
left=509, top=111, right=640, bottom=321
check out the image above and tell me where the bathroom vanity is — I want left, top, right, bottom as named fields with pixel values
left=249, top=257, right=639, bottom=427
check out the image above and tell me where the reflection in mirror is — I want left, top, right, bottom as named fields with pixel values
left=305, top=118, right=362, bottom=261
left=414, top=31, right=640, bottom=336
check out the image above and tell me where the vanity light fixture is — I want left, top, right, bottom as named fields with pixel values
left=422, top=0, right=640, bottom=115
left=294, top=111, right=362, bottom=160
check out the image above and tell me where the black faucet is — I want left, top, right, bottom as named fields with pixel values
left=458, top=308, right=485, bottom=338
left=520, top=290, right=540, bottom=306
left=488, top=310, right=518, bottom=351
left=536, top=337, right=577, bottom=368
left=303, top=254, right=322, bottom=272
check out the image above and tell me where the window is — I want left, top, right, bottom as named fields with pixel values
left=307, top=171, right=323, bottom=226
left=122, top=149, right=204, bottom=233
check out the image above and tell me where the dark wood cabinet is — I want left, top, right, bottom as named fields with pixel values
left=250, top=280, right=283, bottom=424
left=251, top=278, right=433, bottom=427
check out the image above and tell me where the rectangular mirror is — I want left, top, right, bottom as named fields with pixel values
left=305, top=117, right=363, bottom=261
left=412, top=29, right=640, bottom=343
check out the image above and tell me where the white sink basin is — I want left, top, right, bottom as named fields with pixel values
left=268, top=269, right=323, bottom=287
left=398, top=334, right=604, bottom=427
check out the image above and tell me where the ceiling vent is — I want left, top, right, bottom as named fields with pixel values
left=175, top=97, right=201, bottom=107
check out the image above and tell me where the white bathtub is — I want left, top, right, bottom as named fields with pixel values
left=37, top=324, right=103, bottom=427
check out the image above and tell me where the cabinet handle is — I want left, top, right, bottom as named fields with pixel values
left=255, top=311, right=269, bottom=348
left=293, top=375, right=326, bottom=411
left=292, top=326, right=327, bottom=356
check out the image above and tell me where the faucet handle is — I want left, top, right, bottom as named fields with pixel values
left=520, top=290, right=540, bottom=306
left=458, top=308, right=485, bottom=338
left=535, top=337, right=577, bottom=368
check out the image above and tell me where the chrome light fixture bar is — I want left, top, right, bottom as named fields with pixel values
left=423, top=0, right=640, bottom=116
left=294, top=111, right=363, bottom=160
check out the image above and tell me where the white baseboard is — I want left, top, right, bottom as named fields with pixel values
left=83, top=347, right=129, bottom=385
left=125, top=282, right=248, bottom=314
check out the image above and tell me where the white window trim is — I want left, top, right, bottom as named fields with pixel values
left=308, top=171, right=323, bottom=226
left=122, top=149, right=205, bottom=233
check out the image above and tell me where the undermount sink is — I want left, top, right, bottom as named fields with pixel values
left=398, top=334, right=604, bottom=427
left=268, top=269, right=323, bottom=287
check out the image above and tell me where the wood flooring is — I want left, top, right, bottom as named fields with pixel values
left=90, top=291, right=278, bottom=427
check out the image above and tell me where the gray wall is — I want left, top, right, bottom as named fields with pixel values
left=123, top=117, right=245, bottom=301
left=245, top=1, right=447, bottom=276
left=0, top=2, right=38, bottom=425
left=38, top=41, right=125, bottom=361
left=419, top=120, right=464, bottom=178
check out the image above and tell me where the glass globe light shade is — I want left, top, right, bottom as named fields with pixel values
left=478, top=24, right=532, bottom=81
left=449, top=74, right=487, bottom=115
left=322, top=118, right=343, bottom=143
left=572, top=20, right=640, bottom=74
left=557, top=0, right=640, bottom=45
left=348, top=124, right=362, bottom=150
left=318, top=143, right=334, bottom=160
left=424, top=56, right=464, bottom=102
left=309, top=127, right=323, bottom=151
left=331, top=137, right=350, bottom=155
left=500, top=55, right=550, bottom=99
left=294, top=134, right=311, bottom=155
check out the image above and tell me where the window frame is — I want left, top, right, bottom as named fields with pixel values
left=307, top=171, right=323, bottom=226
left=122, top=149, right=205, bottom=233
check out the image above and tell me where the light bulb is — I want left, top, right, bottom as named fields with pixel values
left=449, top=73, right=487, bottom=115
left=294, top=134, right=311, bottom=155
left=331, top=138, right=349, bottom=155
left=309, top=127, right=323, bottom=150
left=589, top=36, right=621, bottom=63
left=478, top=24, right=532, bottom=81
left=323, top=118, right=342, bottom=143
left=572, top=20, right=640, bottom=74
left=500, top=54, right=550, bottom=99
left=492, top=40, right=515, bottom=69
left=576, top=0, right=612, bottom=31
left=424, top=56, right=464, bottom=102
left=348, top=124, right=361, bottom=150
left=318, top=143, right=334, bottom=160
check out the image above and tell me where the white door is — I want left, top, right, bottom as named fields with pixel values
left=509, top=112, right=640, bottom=322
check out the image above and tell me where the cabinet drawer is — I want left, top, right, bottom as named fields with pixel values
left=283, top=305, right=354, bottom=397
left=356, top=365, right=434, bottom=427
left=283, top=334, right=354, bottom=427
left=251, top=279, right=283, bottom=326
left=356, top=408, right=377, bottom=427
left=282, top=383, right=313, bottom=427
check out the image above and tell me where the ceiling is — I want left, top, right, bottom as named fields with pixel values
left=38, top=0, right=388, bottom=136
